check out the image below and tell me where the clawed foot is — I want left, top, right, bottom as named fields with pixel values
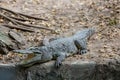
left=80, top=49, right=87, bottom=55
left=55, top=60, right=62, bottom=68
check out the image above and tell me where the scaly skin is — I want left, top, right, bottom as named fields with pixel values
left=13, top=28, right=95, bottom=67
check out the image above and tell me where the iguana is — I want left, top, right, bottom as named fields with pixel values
left=13, top=28, right=95, bottom=67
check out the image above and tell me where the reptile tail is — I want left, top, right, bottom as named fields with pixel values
left=75, top=27, right=95, bottom=39
left=86, top=27, right=95, bottom=38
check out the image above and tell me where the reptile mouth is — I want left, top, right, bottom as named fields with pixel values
left=13, top=50, right=34, bottom=54
left=24, top=53, right=36, bottom=60
left=13, top=49, right=40, bottom=60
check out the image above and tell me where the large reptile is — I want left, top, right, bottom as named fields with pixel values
left=13, top=28, right=95, bottom=67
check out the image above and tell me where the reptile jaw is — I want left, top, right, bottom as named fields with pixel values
left=13, top=50, right=34, bottom=54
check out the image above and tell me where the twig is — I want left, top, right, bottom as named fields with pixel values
left=0, top=7, right=17, bottom=15
left=0, top=6, right=48, bottom=21
left=13, top=19, right=54, bottom=31
left=0, top=13, right=18, bottom=25
left=0, top=7, right=53, bottom=31
left=0, top=14, right=53, bottom=31
left=19, top=13, right=48, bottom=21
left=9, top=16, right=29, bottom=21
left=2, top=24, right=35, bottom=32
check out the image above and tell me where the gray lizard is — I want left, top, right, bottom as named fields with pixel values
left=13, top=28, right=95, bottom=67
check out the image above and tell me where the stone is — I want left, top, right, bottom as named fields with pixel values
left=0, top=26, right=26, bottom=54
left=0, top=59, right=119, bottom=80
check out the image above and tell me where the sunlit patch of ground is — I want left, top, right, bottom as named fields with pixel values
left=0, top=0, right=119, bottom=64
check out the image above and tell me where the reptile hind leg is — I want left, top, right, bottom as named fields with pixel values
left=43, top=37, right=60, bottom=46
left=43, top=37, right=50, bottom=46
left=74, top=39, right=87, bottom=55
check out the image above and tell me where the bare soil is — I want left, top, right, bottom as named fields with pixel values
left=0, top=0, right=120, bottom=64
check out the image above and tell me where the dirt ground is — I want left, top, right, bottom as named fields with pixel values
left=0, top=0, right=120, bottom=64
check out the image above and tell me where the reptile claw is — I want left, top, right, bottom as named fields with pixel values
left=55, top=61, right=62, bottom=68
left=80, top=50, right=87, bottom=55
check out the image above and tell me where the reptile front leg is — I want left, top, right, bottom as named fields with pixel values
left=43, top=37, right=60, bottom=46
left=55, top=52, right=66, bottom=68
left=74, top=39, right=87, bottom=55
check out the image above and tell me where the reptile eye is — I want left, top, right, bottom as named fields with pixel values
left=34, top=50, right=42, bottom=54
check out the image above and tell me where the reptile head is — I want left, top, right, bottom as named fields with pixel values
left=13, top=49, right=43, bottom=55
left=13, top=46, right=47, bottom=54
left=13, top=46, right=49, bottom=67
left=13, top=49, right=34, bottom=54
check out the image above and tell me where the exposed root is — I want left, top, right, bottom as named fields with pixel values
left=2, top=24, right=35, bottom=32
left=0, top=6, right=53, bottom=32
left=0, top=6, right=48, bottom=21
